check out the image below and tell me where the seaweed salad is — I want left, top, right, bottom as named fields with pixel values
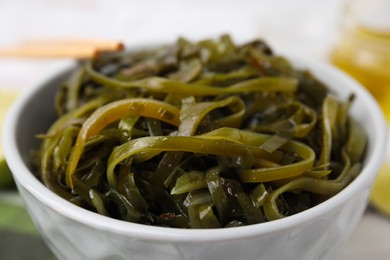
left=34, top=35, right=367, bottom=228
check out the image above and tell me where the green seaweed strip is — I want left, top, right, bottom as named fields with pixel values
left=34, top=35, right=367, bottom=228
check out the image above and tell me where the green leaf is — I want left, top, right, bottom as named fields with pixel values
left=0, top=199, right=37, bottom=235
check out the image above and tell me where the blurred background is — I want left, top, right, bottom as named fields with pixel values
left=0, top=0, right=389, bottom=259
left=0, top=0, right=343, bottom=88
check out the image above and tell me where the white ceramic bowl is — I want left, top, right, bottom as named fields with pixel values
left=3, top=54, right=387, bottom=260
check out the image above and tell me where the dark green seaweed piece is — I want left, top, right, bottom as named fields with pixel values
left=33, top=35, right=366, bottom=228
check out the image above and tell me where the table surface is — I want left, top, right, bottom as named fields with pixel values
left=1, top=1, right=389, bottom=259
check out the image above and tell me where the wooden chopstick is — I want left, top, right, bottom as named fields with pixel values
left=0, top=45, right=99, bottom=58
left=22, top=38, right=125, bottom=51
left=0, top=38, right=124, bottom=59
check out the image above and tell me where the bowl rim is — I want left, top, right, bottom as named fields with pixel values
left=3, top=53, right=388, bottom=242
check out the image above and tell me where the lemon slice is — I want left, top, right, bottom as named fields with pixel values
left=370, top=125, right=390, bottom=217
left=0, top=89, right=19, bottom=188
left=370, top=164, right=390, bottom=217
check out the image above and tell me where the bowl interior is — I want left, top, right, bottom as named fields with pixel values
left=13, top=68, right=71, bottom=164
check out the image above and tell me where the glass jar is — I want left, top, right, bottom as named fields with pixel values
left=331, top=0, right=390, bottom=119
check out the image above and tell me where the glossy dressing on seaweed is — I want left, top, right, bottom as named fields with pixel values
left=34, top=35, right=366, bottom=228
